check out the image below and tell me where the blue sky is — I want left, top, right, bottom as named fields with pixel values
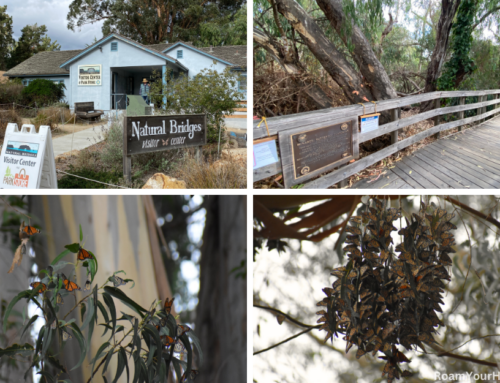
left=4, top=0, right=104, bottom=50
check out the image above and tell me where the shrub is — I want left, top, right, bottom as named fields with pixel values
left=150, top=67, right=241, bottom=143
left=30, top=106, right=75, bottom=129
left=175, top=154, right=246, bottom=189
left=0, top=82, right=24, bottom=104
left=58, top=165, right=123, bottom=188
left=22, top=79, right=65, bottom=106
left=0, top=109, right=22, bottom=137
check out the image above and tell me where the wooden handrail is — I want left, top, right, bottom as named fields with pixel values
left=253, top=91, right=500, bottom=186
left=254, top=89, right=500, bottom=139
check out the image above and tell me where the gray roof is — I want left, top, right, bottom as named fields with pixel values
left=147, top=43, right=247, bottom=68
left=4, top=36, right=246, bottom=77
left=4, top=50, right=81, bottom=77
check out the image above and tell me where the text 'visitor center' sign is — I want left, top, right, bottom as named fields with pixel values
left=125, top=114, right=207, bottom=155
left=78, top=64, right=102, bottom=86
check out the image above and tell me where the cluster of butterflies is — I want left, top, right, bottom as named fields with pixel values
left=317, top=199, right=456, bottom=383
left=150, top=297, right=199, bottom=382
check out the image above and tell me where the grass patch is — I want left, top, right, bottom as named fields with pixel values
left=0, top=109, right=22, bottom=137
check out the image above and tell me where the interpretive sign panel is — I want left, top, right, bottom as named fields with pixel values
left=78, top=65, right=102, bottom=86
left=278, top=118, right=359, bottom=188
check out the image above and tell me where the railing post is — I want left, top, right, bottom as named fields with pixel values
left=390, top=108, right=399, bottom=144
left=433, top=98, right=441, bottom=139
left=477, top=95, right=483, bottom=122
left=458, top=97, right=465, bottom=132
left=338, top=163, right=348, bottom=189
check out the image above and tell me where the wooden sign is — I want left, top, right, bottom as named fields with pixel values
left=123, top=114, right=206, bottom=181
left=278, top=118, right=359, bottom=188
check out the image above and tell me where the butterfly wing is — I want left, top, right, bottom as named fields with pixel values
left=113, top=276, right=126, bottom=287
left=64, top=279, right=79, bottom=292
left=77, top=247, right=92, bottom=260
left=56, top=293, right=64, bottom=305
left=30, top=282, right=47, bottom=293
left=23, top=225, right=40, bottom=236
left=161, top=335, right=175, bottom=346
left=164, top=297, right=175, bottom=315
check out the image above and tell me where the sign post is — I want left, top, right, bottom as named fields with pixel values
left=123, top=114, right=207, bottom=183
left=0, top=124, right=57, bottom=189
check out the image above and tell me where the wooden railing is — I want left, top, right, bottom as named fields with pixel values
left=253, top=89, right=500, bottom=188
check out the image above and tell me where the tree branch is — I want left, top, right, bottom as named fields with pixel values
left=254, top=304, right=316, bottom=328
left=445, top=196, right=500, bottom=230
left=253, top=326, right=319, bottom=355
left=472, top=6, right=500, bottom=30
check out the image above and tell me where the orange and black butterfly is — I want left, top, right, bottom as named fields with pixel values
left=164, top=297, right=175, bottom=315
left=61, top=274, right=80, bottom=292
left=21, top=221, right=40, bottom=236
left=77, top=246, right=92, bottom=261
left=177, top=325, right=191, bottom=337
left=30, top=282, right=47, bottom=293
left=161, top=335, right=175, bottom=347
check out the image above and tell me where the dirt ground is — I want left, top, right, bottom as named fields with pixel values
left=20, top=117, right=106, bottom=137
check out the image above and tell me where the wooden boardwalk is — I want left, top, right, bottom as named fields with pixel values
left=352, top=115, right=500, bottom=189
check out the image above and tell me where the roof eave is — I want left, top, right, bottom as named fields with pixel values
left=162, top=42, right=236, bottom=66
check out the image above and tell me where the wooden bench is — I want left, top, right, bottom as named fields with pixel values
left=74, top=102, right=104, bottom=120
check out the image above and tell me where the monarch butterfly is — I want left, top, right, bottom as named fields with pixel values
left=176, top=325, right=191, bottom=337
left=164, top=297, right=174, bottom=315
left=112, top=276, right=126, bottom=287
left=30, top=282, right=47, bottom=293
left=77, top=246, right=92, bottom=261
left=21, top=222, right=40, bottom=236
left=51, top=320, right=57, bottom=330
left=62, top=330, right=73, bottom=341
left=61, top=274, right=79, bottom=292
left=159, top=316, right=167, bottom=327
left=161, top=335, right=175, bottom=346
left=56, top=292, right=64, bottom=305
left=162, top=139, right=169, bottom=146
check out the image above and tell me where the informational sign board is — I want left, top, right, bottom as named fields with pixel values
left=0, top=124, right=57, bottom=189
left=123, top=114, right=207, bottom=181
left=360, top=113, right=380, bottom=133
left=78, top=64, right=102, bottom=86
left=253, top=140, right=279, bottom=169
left=278, top=118, right=359, bottom=188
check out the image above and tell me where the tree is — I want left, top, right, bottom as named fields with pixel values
left=67, top=0, right=246, bottom=46
left=0, top=6, right=14, bottom=71
left=195, top=196, right=247, bottom=383
left=254, top=195, right=500, bottom=382
left=7, top=24, right=60, bottom=69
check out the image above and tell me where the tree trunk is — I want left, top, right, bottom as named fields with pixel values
left=253, top=27, right=333, bottom=109
left=422, top=0, right=461, bottom=109
left=316, top=0, right=398, bottom=101
left=273, top=0, right=374, bottom=105
left=195, top=196, right=247, bottom=383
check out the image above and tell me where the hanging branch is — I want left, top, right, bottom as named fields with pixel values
left=445, top=196, right=500, bottom=230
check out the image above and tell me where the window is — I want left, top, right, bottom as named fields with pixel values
left=177, top=50, right=183, bottom=59
left=238, top=73, right=247, bottom=91
left=111, top=42, right=118, bottom=52
left=22, top=80, right=28, bottom=86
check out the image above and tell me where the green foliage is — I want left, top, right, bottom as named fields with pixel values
left=67, top=0, right=245, bottom=46
left=437, top=0, right=478, bottom=90
left=0, top=6, right=14, bottom=71
left=198, top=6, right=247, bottom=47
left=150, top=68, right=240, bottom=143
left=7, top=24, right=60, bottom=69
left=21, top=79, right=65, bottom=106
left=57, top=165, right=122, bottom=189
left=0, top=226, right=201, bottom=382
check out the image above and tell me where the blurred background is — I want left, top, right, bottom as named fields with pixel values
left=0, top=195, right=247, bottom=383
left=254, top=195, right=500, bottom=382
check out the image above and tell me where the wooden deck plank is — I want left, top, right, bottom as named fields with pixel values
left=418, top=146, right=495, bottom=189
left=432, top=140, right=500, bottom=174
left=351, top=169, right=405, bottom=189
left=411, top=150, right=481, bottom=188
left=463, top=130, right=500, bottom=146
left=425, top=144, right=500, bottom=186
left=400, top=156, right=454, bottom=188
left=390, top=164, right=426, bottom=189
left=440, top=137, right=500, bottom=165
left=396, top=158, right=441, bottom=188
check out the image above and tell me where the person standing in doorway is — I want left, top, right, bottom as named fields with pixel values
left=140, top=78, right=150, bottom=104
